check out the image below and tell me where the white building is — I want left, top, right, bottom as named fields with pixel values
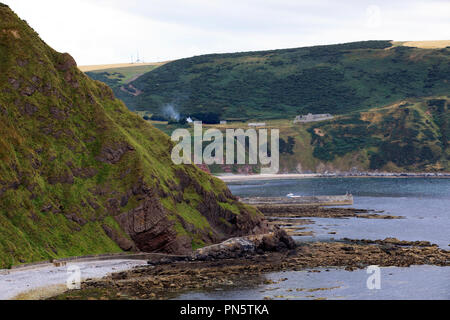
left=294, top=113, right=333, bottom=124
left=248, top=123, right=266, bottom=127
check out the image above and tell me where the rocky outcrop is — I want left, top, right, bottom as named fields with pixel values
left=101, top=225, right=135, bottom=252
left=257, top=205, right=404, bottom=219
left=47, top=170, right=75, bottom=185
left=193, top=229, right=296, bottom=260
left=96, top=142, right=135, bottom=164
left=176, top=169, right=270, bottom=240
left=115, top=188, right=192, bottom=254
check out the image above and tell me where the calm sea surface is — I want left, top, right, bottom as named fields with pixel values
left=228, top=178, right=450, bottom=248
left=177, top=178, right=450, bottom=300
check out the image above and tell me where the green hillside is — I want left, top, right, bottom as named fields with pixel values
left=273, top=97, right=449, bottom=173
left=87, top=65, right=161, bottom=86
left=0, top=4, right=267, bottom=268
left=140, top=96, right=449, bottom=174
left=118, top=41, right=449, bottom=121
left=86, top=64, right=163, bottom=108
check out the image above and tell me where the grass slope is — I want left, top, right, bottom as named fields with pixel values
left=254, top=97, right=449, bottom=173
left=85, top=64, right=166, bottom=111
left=295, top=96, right=449, bottom=172
left=0, top=4, right=263, bottom=268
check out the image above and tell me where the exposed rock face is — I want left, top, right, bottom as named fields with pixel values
left=19, top=102, right=38, bottom=116
left=97, top=142, right=135, bottom=164
left=47, top=170, right=75, bottom=185
left=115, top=189, right=191, bottom=254
left=101, top=224, right=135, bottom=252
left=176, top=169, right=271, bottom=240
left=56, top=53, right=77, bottom=71
left=196, top=191, right=267, bottom=237
left=64, top=212, right=87, bottom=226
left=114, top=176, right=272, bottom=255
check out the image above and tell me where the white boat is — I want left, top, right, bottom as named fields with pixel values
left=286, top=193, right=301, bottom=198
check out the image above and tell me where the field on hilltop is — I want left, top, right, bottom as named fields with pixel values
left=79, top=62, right=168, bottom=73
left=396, top=40, right=450, bottom=49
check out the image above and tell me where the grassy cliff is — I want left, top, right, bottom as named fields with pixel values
left=0, top=4, right=267, bottom=268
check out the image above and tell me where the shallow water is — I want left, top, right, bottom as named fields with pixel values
left=177, top=265, right=450, bottom=300
left=178, top=178, right=450, bottom=300
left=229, top=178, right=450, bottom=248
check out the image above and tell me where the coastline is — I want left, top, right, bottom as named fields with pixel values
left=0, top=259, right=147, bottom=300
left=35, top=193, right=450, bottom=300
left=50, top=238, right=450, bottom=300
left=12, top=177, right=450, bottom=300
left=217, top=173, right=450, bottom=182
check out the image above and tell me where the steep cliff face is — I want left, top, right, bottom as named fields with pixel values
left=0, top=4, right=269, bottom=268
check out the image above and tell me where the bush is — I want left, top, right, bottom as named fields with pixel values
left=192, top=112, right=221, bottom=124
left=150, top=114, right=169, bottom=121
left=280, top=136, right=296, bottom=155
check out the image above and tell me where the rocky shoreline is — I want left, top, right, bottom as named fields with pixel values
left=49, top=205, right=447, bottom=300
left=258, top=205, right=403, bottom=237
left=51, top=236, right=449, bottom=300
left=259, top=205, right=403, bottom=219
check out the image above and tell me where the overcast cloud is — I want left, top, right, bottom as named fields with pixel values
left=3, top=0, right=450, bottom=65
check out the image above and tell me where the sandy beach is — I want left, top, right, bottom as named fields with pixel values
left=0, top=259, right=147, bottom=300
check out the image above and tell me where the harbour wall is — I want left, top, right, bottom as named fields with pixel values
left=240, top=195, right=354, bottom=206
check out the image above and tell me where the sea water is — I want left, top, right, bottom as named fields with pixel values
left=177, top=178, right=450, bottom=300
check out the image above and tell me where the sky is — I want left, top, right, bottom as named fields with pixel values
left=3, top=0, right=450, bottom=66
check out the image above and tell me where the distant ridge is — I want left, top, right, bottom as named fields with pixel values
left=79, top=61, right=170, bottom=72
left=110, top=40, right=449, bottom=119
